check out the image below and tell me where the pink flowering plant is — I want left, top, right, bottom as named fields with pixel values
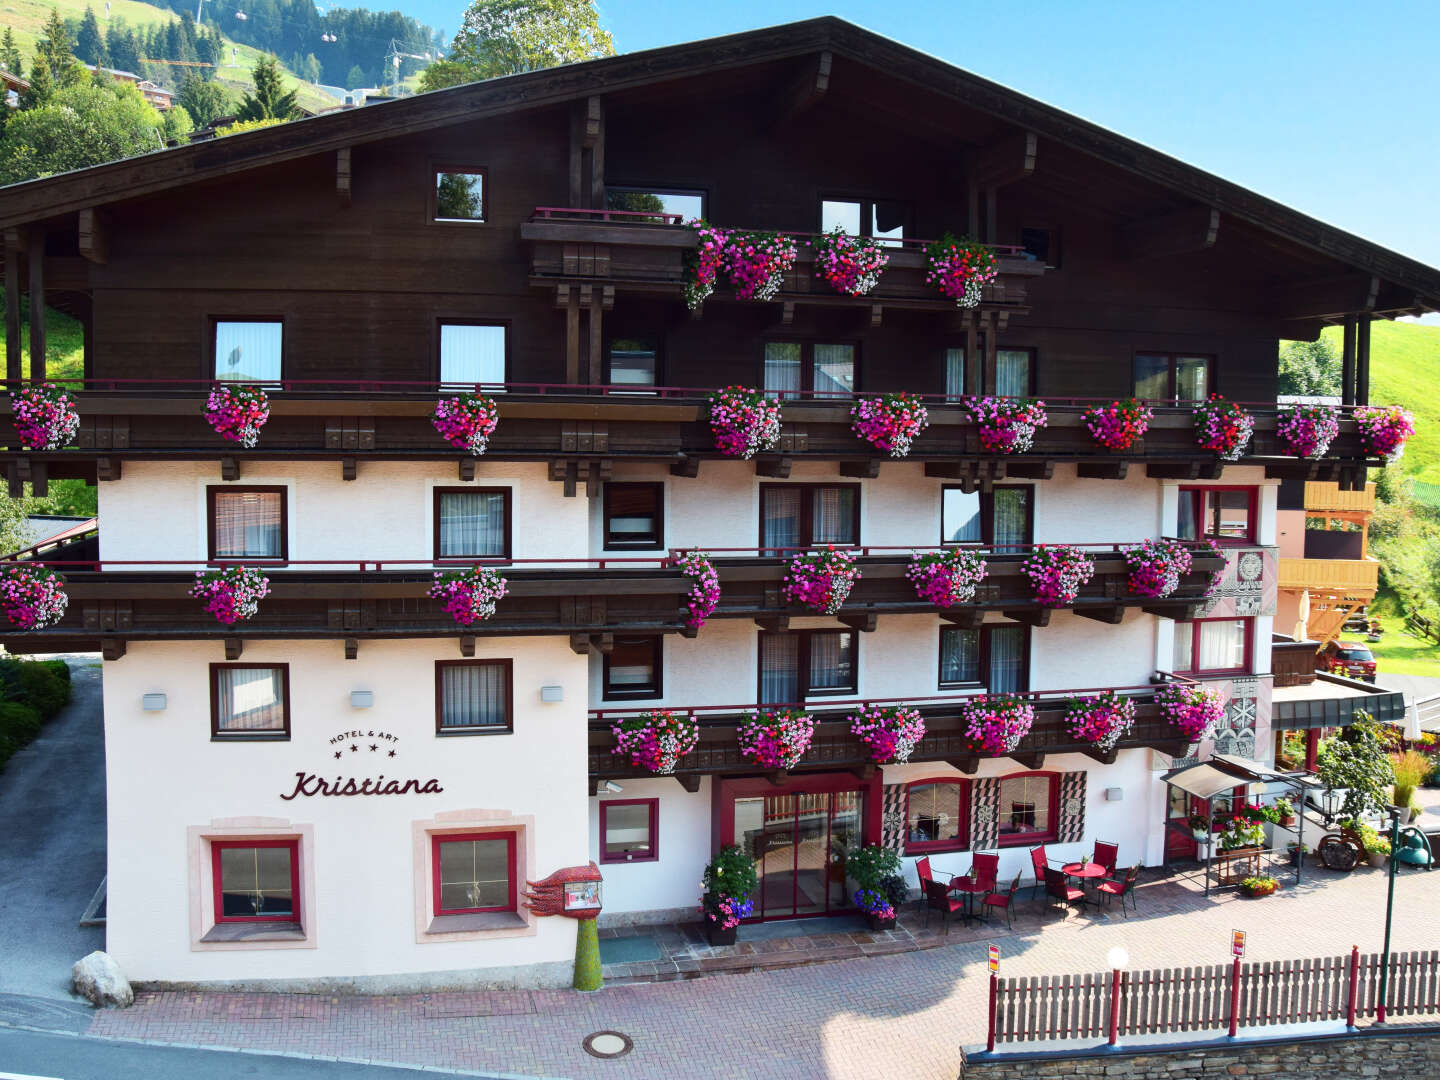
left=924, top=233, right=999, bottom=307
left=1193, top=394, right=1255, bottom=461
left=959, top=694, right=1036, bottom=755
left=737, top=707, right=815, bottom=770
left=1082, top=398, right=1153, bottom=452
left=850, top=392, right=930, bottom=457
left=9, top=383, right=79, bottom=450
left=853, top=889, right=895, bottom=920
left=1355, top=404, right=1416, bottom=461
left=1021, top=545, right=1096, bottom=607
left=812, top=226, right=890, bottom=296
left=189, top=565, right=270, bottom=625
left=906, top=547, right=987, bottom=607
left=849, top=704, right=926, bottom=764
left=613, top=708, right=700, bottom=775
left=966, top=395, right=1048, bottom=454
left=676, top=550, right=720, bottom=630
left=724, top=229, right=799, bottom=302
left=683, top=221, right=729, bottom=308
left=783, top=546, right=860, bottom=614
left=700, top=844, right=757, bottom=929
left=1123, top=538, right=1194, bottom=599
left=431, top=391, right=500, bottom=456
left=204, top=384, right=270, bottom=448
left=708, top=385, right=783, bottom=459
left=1156, top=682, right=1225, bottom=742
left=427, top=564, right=508, bottom=625
left=0, top=564, right=68, bottom=629
left=1275, top=403, right=1341, bottom=459
left=1063, top=691, right=1137, bottom=753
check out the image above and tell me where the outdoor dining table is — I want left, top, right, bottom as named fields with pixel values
left=1061, top=862, right=1107, bottom=903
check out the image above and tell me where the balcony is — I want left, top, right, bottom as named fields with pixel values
left=1277, top=557, right=1379, bottom=595
left=1303, top=481, right=1375, bottom=515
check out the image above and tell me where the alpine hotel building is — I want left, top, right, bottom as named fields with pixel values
left=0, top=19, right=1433, bottom=989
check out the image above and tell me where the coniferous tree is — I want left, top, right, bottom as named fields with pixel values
left=177, top=71, right=229, bottom=126
left=75, top=6, right=104, bottom=66
left=345, top=63, right=365, bottom=89
left=23, top=9, right=85, bottom=107
left=235, top=54, right=298, bottom=121
left=0, top=27, right=22, bottom=75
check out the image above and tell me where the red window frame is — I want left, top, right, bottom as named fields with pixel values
left=1178, top=485, right=1258, bottom=544
left=995, top=771, right=1060, bottom=847
left=598, top=798, right=660, bottom=864
left=1174, top=617, right=1253, bottom=676
left=430, top=831, right=517, bottom=916
left=210, top=838, right=300, bottom=924
left=903, top=777, right=971, bottom=855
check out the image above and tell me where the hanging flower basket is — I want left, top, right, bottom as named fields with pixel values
left=683, top=221, right=729, bottom=309
left=427, top=564, right=508, bottom=625
left=850, top=392, right=930, bottom=457
left=1063, top=691, right=1137, bottom=753
left=1123, top=538, right=1194, bottom=599
left=1275, top=403, right=1341, bottom=459
left=204, top=384, right=270, bottom=448
left=906, top=548, right=987, bottom=607
left=612, top=708, right=700, bottom=775
left=0, top=564, right=68, bottom=629
left=1193, top=395, right=1254, bottom=461
left=708, top=385, right=783, bottom=459
left=9, top=383, right=79, bottom=451
left=849, top=704, right=926, bottom=764
left=1021, top=544, right=1095, bottom=607
left=432, top=391, right=500, bottom=456
left=959, top=694, right=1036, bottom=755
left=190, top=565, right=270, bottom=625
left=783, top=546, right=860, bottom=614
left=676, top=550, right=720, bottom=630
left=966, top=396, right=1048, bottom=454
left=812, top=226, right=890, bottom=296
left=1082, top=398, right=1153, bottom=452
left=1155, top=682, right=1225, bottom=742
left=1354, top=404, right=1415, bottom=461
left=737, top=707, right=815, bottom=770
left=723, top=229, right=799, bottom=302
left=924, top=233, right=999, bottom=307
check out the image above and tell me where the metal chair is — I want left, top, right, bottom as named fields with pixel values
left=923, top=878, right=967, bottom=934
left=971, top=850, right=1000, bottom=891
left=914, top=855, right=953, bottom=915
left=1097, top=864, right=1140, bottom=917
left=1044, top=865, right=1084, bottom=919
left=1028, top=844, right=1050, bottom=900
left=983, top=873, right=1022, bottom=929
left=1093, top=840, right=1120, bottom=876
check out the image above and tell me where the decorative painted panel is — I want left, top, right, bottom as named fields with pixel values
left=1199, top=547, right=1277, bottom=618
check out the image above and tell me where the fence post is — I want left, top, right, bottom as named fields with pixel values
left=986, top=972, right=997, bottom=1052
left=1346, top=945, right=1360, bottom=1028
left=1108, top=968, right=1123, bottom=1046
left=1228, top=957, right=1242, bottom=1038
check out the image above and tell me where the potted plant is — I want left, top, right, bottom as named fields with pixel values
left=1062, top=691, right=1137, bottom=753
left=958, top=693, right=1036, bottom=755
left=427, top=565, right=509, bottom=625
left=848, top=704, right=926, bottom=764
left=965, top=395, right=1048, bottom=454
left=204, top=383, right=270, bottom=448
left=1218, top=817, right=1265, bottom=852
left=1276, top=403, right=1341, bottom=459
left=783, top=547, right=861, bottom=614
left=854, top=888, right=896, bottom=931
left=1354, top=403, right=1415, bottom=461
left=850, top=392, right=930, bottom=457
left=1361, top=827, right=1391, bottom=868
left=699, top=844, right=757, bottom=946
left=1081, top=398, right=1153, bottom=452
left=675, top=550, right=720, bottom=630
left=1188, top=813, right=1211, bottom=842
left=906, top=548, right=988, bottom=608
left=1192, top=394, right=1254, bottom=460
left=812, top=226, right=890, bottom=297
left=1286, top=841, right=1308, bottom=867
left=682, top=221, right=728, bottom=308
left=1020, top=544, right=1095, bottom=607
left=9, top=382, right=80, bottom=450
left=1272, top=797, right=1296, bottom=828
left=611, top=709, right=700, bottom=776
left=924, top=233, right=999, bottom=307
left=431, top=390, right=500, bottom=455
left=878, top=873, right=910, bottom=914
left=707, top=385, right=783, bottom=460
left=1239, top=875, right=1280, bottom=898
left=0, top=564, right=69, bottom=630
left=1156, top=683, right=1226, bottom=743
left=737, top=707, right=815, bottom=771
left=1392, top=750, right=1430, bottom=822
left=189, top=565, right=270, bottom=625
left=847, top=844, right=902, bottom=929
left=1122, top=538, right=1193, bottom=600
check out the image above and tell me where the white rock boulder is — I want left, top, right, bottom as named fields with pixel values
left=72, top=951, right=133, bottom=1008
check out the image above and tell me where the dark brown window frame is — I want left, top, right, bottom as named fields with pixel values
left=434, top=659, right=515, bottom=736
left=602, top=482, right=665, bottom=550
left=602, top=635, right=664, bottom=701
left=598, top=798, right=661, bottom=864
left=432, top=486, right=513, bottom=562
left=604, top=184, right=707, bottom=221
left=209, top=663, right=291, bottom=741
left=758, top=483, right=862, bottom=552
left=433, top=318, right=510, bottom=388
left=993, top=345, right=1038, bottom=397
left=815, top=195, right=913, bottom=241
left=756, top=628, right=859, bottom=702
left=760, top=339, right=861, bottom=398
left=937, top=623, right=1031, bottom=691
left=1019, top=224, right=1062, bottom=270
left=207, top=315, right=285, bottom=383
left=206, top=485, right=289, bottom=565
left=1132, top=351, right=1215, bottom=403
left=429, top=163, right=489, bottom=225
left=602, top=332, right=664, bottom=390
left=940, top=484, right=1034, bottom=548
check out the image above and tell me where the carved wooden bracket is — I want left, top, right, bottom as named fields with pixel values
left=223, top=637, right=243, bottom=660
left=82, top=600, right=133, bottom=631
left=459, top=635, right=476, bottom=657
left=101, top=639, right=126, bottom=661
left=75, top=415, right=130, bottom=449
left=96, top=457, right=123, bottom=482
left=220, top=457, right=240, bottom=481
left=344, top=637, right=358, bottom=660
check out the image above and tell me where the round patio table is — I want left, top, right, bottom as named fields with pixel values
left=1062, top=862, right=1107, bottom=903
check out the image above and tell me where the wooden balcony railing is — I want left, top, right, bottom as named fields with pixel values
left=1277, top=557, right=1379, bottom=595
left=1303, top=481, right=1375, bottom=515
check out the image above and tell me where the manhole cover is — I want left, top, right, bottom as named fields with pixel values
left=582, top=1030, right=634, bottom=1059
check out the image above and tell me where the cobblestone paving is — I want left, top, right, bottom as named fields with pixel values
left=88, top=862, right=1439, bottom=1080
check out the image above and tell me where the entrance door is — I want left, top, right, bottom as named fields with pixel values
left=735, top=788, right=866, bottom=920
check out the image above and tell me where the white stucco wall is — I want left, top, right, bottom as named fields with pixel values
left=589, top=777, right=713, bottom=917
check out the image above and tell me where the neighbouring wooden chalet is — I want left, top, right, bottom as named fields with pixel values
left=0, top=18, right=1425, bottom=989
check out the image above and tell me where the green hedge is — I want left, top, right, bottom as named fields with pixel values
left=0, top=658, right=72, bottom=774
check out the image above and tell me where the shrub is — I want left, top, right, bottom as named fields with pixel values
left=877, top=873, right=910, bottom=909
left=1392, top=750, right=1430, bottom=812
left=14, top=662, right=70, bottom=720
left=37, top=659, right=71, bottom=683
left=847, top=844, right=902, bottom=891
left=0, top=699, right=44, bottom=772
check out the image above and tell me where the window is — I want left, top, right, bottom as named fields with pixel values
left=435, top=660, right=513, bottom=734
left=941, top=485, right=1032, bottom=549
left=1177, top=487, right=1256, bottom=543
left=208, top=487, right=286, bottom=561
left=760, top=484, right=859, bottom=550
left=939, top=624, right=1029, bottom=692
left=599, top=799, right=659, bottom=863
left=210, top=664, right=289, bottom=739
left=607, top=337, right=659, bottom=391
left=1174, top=618, right=1250, bottom=674
left=1020, top=226, right=1060, bottom=269
left=213, top=320, right=282, bottom=383
left=211, top=840, right=299, bottom=922
left=439, top=323, right=506, bottom=387
left=758, top=630, right=857, bottom=704
left=432, top=833, right=515, bottom=914
left=763, top=341, right=855, bottom=398
left=433, top=168, right=486, bottom=222
left=944, top=347, right=966, bottom=400
left=997, top=773, right=1057, bottom=845
left=603, top=636, right=662, bottom=700
left=820, top=198, right=908, bottom=246
left=603, top=483, right=663, bottom=549
left=605, top=188, right=704, bottom=222
left=1134, top=353, right=1211, bottom=403
left=996, top=348, right=1034, bottom=398
left=905, top=780, right=969, bottom=853
left=434, top=488, right=510, bottom=560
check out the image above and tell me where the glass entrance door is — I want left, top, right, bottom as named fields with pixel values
left=734, top=787, right=866, bottom=920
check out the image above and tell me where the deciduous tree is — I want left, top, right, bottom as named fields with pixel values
left=1277, top=339, right=1342, bottom=397
left=1317, top=715, right=1398, bottom=823
left=0, top=82, right=163, bottom=184
left=423, top=0, right=613, bottom=93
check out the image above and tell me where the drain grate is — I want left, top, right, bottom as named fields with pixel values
left=582, top=1030, right=634, bottom=1059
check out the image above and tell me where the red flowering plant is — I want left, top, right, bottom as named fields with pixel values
left=189, top=565, right=270, bottom=625
left=1193, top=537, right=1225, bottom=596
left=708, top=385, right=783, bottom=459
left=1155, top=682, right=1225, bottom=741
left=1063, top=691, right=1137, bottom=753
left=1122, top=538, right=1194, bottom=600
left=432, top=391, right=501, bottom=456
left=783, top=546, right=860, bottom=614
left=723, top=229, right=798, bottom=302
left=848, top=704, right=926, bottom=764
left=1355, top=404, right=1416, bottom=461
left=1276, top=403, right=1341, bottom=459
left=1020, top=544, right=1095, bottom=607
left=905, top=548, right=987, bottom=607
left=959, top=694, right=1036, bottom=755
left=0, top=564, right=68, bottom=629
left=850, top=392, right=930, bottom=457
left=924, top=233, right=999, bottom=308
left=676, top=550, right=720, bottom=630
left=812, top=226, right=890, bottom=296
left=965, top=395, right=1048, bottom=454
left=1192, top=394, right=1255, bottom=461
left=683, top=221, right=729, bottom=309
left=427, top=564, right=508, bottom=625
left=1082, top=398, right=1153, bottom=452
left=204, top=383, right=270, bottom=448
left=9, top=383, right=79, bottom=450
left=737, top=707, right=815, bottom=770
left=613, top=708, right=700, bottom=775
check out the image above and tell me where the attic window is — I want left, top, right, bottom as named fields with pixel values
left=434, top=168, right=486, bottom=223
left=1020, top=226, right=1060, bottom=269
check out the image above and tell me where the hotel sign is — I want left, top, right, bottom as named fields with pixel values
left=280, top=729, right=444, bottom=800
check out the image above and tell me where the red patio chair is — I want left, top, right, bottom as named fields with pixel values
left=923, top=879, right=967, bottom=934
left=1093, top=840, right=1120, bottom=876
left=914, top=856, right=953, bottom=914
left=1098, top=864, right=1141, bottom=917
left=1044, top=865, right=1084, bottom=919
left=982, top=873, right=1023, bottom=930
left=971, top=850, right=1000, bottom=891
left=1028, top=844, right=1050, bottom=900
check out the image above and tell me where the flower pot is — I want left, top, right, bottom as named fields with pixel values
left=705, top=923, right=738, bottom=947
left=1278, top=815, right=1295, bottom=828
left=865, top=913, right=896, bottom=932
left=1365, top=850, right=1388, bottom=869
left=1192, top=829, right=1211, bottom=842
left=1241, top=882, right=1278, bottom=898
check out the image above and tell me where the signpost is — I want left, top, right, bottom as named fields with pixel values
left=1231, top=930, right=1246, bottom=958
left=985, top=944, right=1000, bottom=1051
left=988, top=943, right=1000, bottom=972
left=1229, top=931, right=1246, bottom=1037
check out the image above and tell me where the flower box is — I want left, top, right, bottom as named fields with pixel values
left=203, top=383, right=270, bottom=448
left=0, top=564, right=68, bottom=629
left=1062, top=691, right=1136, bottom=753
left=189, top=565, right=270, bottom=625
left=705, top=923, right=738, bottom=947
left=737, top=707, right=814, bottom=770
left=708, top=385, right=782, bottom=459
left=427, top=565, right=508, bottom=625
left=1122, top=538, right=1193, bottom=600
left=1193, top=394, right=1254, bottom=460
left=865, top=913, right=897, bottom=932
left=431, top=391, right=500, bottom=456
left=924, top=233, right=999, bottom=307
left=783, top=547, right=860, bottom=614
left=682, top=222, right=798, bottom=305
left=965, top=395, right=1048, bottom=454
left=849, top=705, right=926, bottom=764
left=959, top=694, right=1036, bottom=755
left=613, top=709, right=700, bottom=775
left=905, top=548, right=987, bottom=607
left=1355, top=404, right=1415, bottom=461
left=1239, top=876, right=1279, bottom=898
left=812, top=227, right=890, bottom=297
left=850, top=392, right=929, bottom=457
left=1081, top=398, right=1153, bottom=452
left=1156, top=682, right=1225, bottom=742
left=676, top=550, right=720, bottom=630
left=9, top=383, right=79, bottom=451
left=1276, top=403, right=1340, bottom=459
left=1020, top=544, right=1095, bottom=607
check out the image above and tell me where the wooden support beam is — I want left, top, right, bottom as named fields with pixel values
left=26, top=226, right=44, bottom=382
left=940, top=608, right=985, bottom=630
left=669, top=456, right=700, bottom=478
left=947, top=755, right=979, bottom=775
left=678, top=624, right=699, bottom=639
left=588, top=777, right=601, bottom=797
left=77, top=208, right=107, bottom=263
left=585, top=96, right=604, bottom=216
left=1011, top=751, right=1046, bottom=770
left=1001, top=608, right=1051, bottom=627
left=780, top=300, right=795, bottom=326
left=101, top=639, right=126, bottom=661
left=223, top=637, right=243, bottom=660
left=770, top=50, right=831, bottom=127
left=1276, top=274, right=1379, bottom=321
left=1075, top=605, right=1125, bottom=625
left=6, top=462, right=20, bottom=499
left=982, top=313, right=997, bottom=393
left=590, top=632, right=614, bottom=655
left=344, top=637, right=358, bottom=660
left=1356, top=316, right=1371, bottom=407
left=676, top=774, right=702, bottom=793
left=586, top=293, right=603, bottom=386
left=4, top=229, right=20, bottom=382
left=755, top=616, right=790, bottom=632
left=459, top=635, right=476, bottom=658
left=458, top=458, right=476, bottom=482
left=1005, top=460, right=1053, bottom=480
left=96, top=457, right=122, bottom=482
left=1341, top=314, right=1357, bottom=407
left=869, top=303, right=883, bottom=329
left=567, top=103, right=583, bottom=206
left=1145, top=462, right=1204, bottom=480
left=220, top=457, right=240, bottom=481
left=1080, top=746, right=1119, bottom=765
left=965, top=317, right=980, bottom=396
left=764, top=770, right=787, bottom=787
left=973, top=131, right=1037, bottom=189
left=341, top=456, right=357, bottom=481
left=849, top=763, right=876, bottom=782
left=754, top=457, right=792, bottom=479
left=838, top=613, right=878, bottom=633
left=29, top=460, right=46, bottom=499
left=838, top=460, right=880, bottom=479
left=923, top=461, right=966, bottom=480
left=569, top=633, right=591, bottom=655
left=1143, top=603, right=1203, bottom=621
left=1076, top=461, right=1128, bottom=480
left=1115, top=205, right=1219, bottom=261
left=564, top=286, right=580, bottom=385
left=1198, top=461, right=1224, bottom=482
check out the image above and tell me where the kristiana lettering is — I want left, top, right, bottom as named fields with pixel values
left=280, top=772, right=444, bottom=800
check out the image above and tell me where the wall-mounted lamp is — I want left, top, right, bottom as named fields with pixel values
left=1104, top=787, right=1123, bottom=802
left=540, top=685, right=564, bottom=703
left=141, top=692, right=167, bottom=712
left=601, top=780, right=623, bottom=794
left=350, top=690, right=374, bottom=709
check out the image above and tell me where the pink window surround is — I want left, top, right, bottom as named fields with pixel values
left=210, top=838, right=300, bottom=924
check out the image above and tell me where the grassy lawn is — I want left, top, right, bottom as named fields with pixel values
left=1365, top=626, right=1440, bottom=678
left=0, top=291, right=85, bottom=382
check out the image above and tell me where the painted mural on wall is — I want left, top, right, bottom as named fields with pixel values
left=1198, top=547, right=1277, bottom=619
left=1192, top=546, right=1275, bottom=765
